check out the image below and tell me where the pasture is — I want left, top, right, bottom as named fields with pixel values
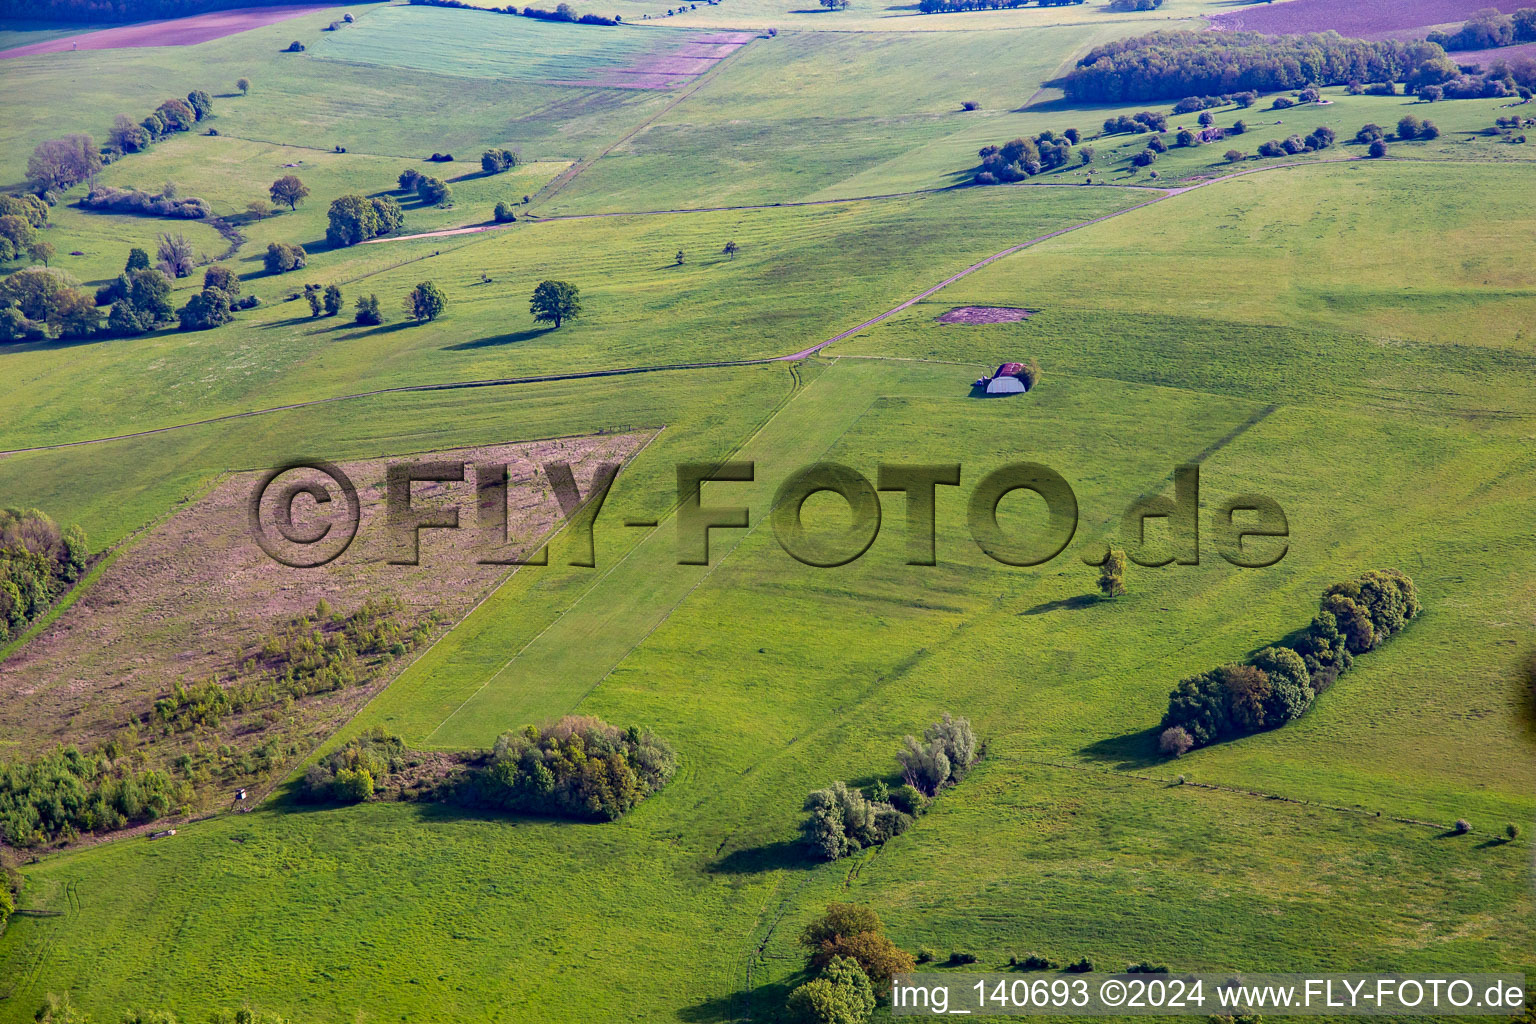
left=0, top=0, right=1532, bottom=1020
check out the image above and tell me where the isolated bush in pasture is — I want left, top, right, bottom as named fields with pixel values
left=354, top=293, right=383, bottom=325
left=1506, top=823, right=1521, bottom=841
left=481, top=148, right=518, bottom=174
left=1454, top=818, right=1472, bottom=834
left=263, top=241, right=306, bottom=274
left=404, top=280, right=447, bottom=321
left=493, top=201, right=517, bottom=223
left=1098, top=548, right=1127, bottom=597
left=1368, top=138, right=1389, bottom=158
left=1224, top=149, right=1245, bottom=163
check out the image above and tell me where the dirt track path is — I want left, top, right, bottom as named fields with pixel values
left=0, top=158, right=1352, bottom=456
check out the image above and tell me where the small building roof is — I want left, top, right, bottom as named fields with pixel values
left=996, top=362, right=1026, bottom=377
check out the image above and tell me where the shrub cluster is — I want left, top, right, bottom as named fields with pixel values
left=481, top=148, right=519, bottom=174
left=248, top=597, right=435, bottom=696
left=0, top=745, right=190, bottom=847
left=298, top=728, right=405, bottom=804
left=1159, top=570, right=1419, bottom=755
left=803, top=714, right=978, bottom=861
left=973, top=131, right=1075, bottom=184
left=80, top=185, right=210, bottom=220
left=452, top=715, right=677, bottom=821
left=1255, top=125, right=1336, bottom=158
left=0, top=194, right=52, bottom=265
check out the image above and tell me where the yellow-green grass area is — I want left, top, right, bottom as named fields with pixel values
left=0, top=4, right=671, bottom=187
left=3, top=358, right=1530, bottom=1021
left=309, top=3, right=713, bottom=83
left=599, top=0, right=1221, bottom=33
left=0, top=185, right=1140, bottom=451
left=835, top=160, right=1536, bottom=363
left=86, top=132, right=567, bottom=269
left=542, top=24, right=1112, bottom=212
left=799, top=87, right=1536, bottom=200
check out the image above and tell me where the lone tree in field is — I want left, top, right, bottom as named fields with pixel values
left=246, top=199, right=272, bottom=221
left=405, top=280, right=447, bottom=322
left=237, top=77, right=250, bottom=95
left=722, top=240, right=738, bottom=258
left=529, top=279, right=581, bottom=329
left=269, top=174, right=310, bottom=211
left=1098, top=548, right=1127, bottom=598
left=674, top=249, right=685, bottom=266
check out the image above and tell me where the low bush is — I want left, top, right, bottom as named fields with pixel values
left=81, top=185, right=210, bottom=219
left=1014, top=954, right=1058, bottom=970
left=481, top=148, right=518, bottom=174
left=1066, top=957, right=1094, bottom=973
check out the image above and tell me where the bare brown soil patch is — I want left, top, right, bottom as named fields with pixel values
left=0, top=4, right=333, bottom=59
left=936, top=306, right=1033, bottom=325
left=0, top=432, right=651, bottom=797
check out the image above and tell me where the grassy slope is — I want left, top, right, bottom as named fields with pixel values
left=0, top=186, right=1137, bottom=451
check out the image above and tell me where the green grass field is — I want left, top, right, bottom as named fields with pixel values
left=0, top=0, right=1532, bottom=1020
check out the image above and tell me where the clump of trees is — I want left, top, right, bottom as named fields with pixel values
left=451, top=716, right=677, bottom=821
left=98, top=263, right=175, bottom=336
left=1396, top=114, right=1440, bottom=140
left=0, top=267, right=100, bottom=341
left=789, top=904, right=916, bottom=1022
left=1058, top=31, right=1458, bottom=103
left=263, top=241, right=307, bottom=274
left=0, top=745, right=190, bottom=847
left=326, top=194, right=403, bottom=246
left=1102, top=110, right=1168, bottom=135
left=298, top=728, right=405, bottom=804
left=0, top=194, right=51, bottom=266
left=481, top=148, right=519, bottom=174
left=26, top=134, right=100, bottom=194
left=973, top=130, right=1076, bottom=184
left=80, top=185, right=211, bottom=219
left=804, top=714, right=979, bottom=861
left=415, top=175, right=452, bottom=207
left=1159, top=570, right=1419, bottom=755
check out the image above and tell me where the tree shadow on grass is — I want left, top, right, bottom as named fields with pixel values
left=680, top=979, right=797, bottom=1023
left=1021, top=594, right=1100, bottom=616
left=442, top=326, right=553, bottom=351
left=330, top=320, right=418, bottom=343
left=1077, top=726, right=1163, bottom=771
left=708, top=838, right=817, bottom=875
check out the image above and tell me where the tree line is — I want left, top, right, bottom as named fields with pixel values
left=916, top=0, right=1081, bottom=15
left=1158, top=570, right=1419, bottom=756
left=407, top=0, right=621, bottom=26
left=1428, top=7, right=1536, bottom=52
left=0, top=0, right=319, bottom=21
left=1055, top=30, right=1458, bottom=103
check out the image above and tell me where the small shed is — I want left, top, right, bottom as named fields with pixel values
left=984, top=376, right=1027, bottom=396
